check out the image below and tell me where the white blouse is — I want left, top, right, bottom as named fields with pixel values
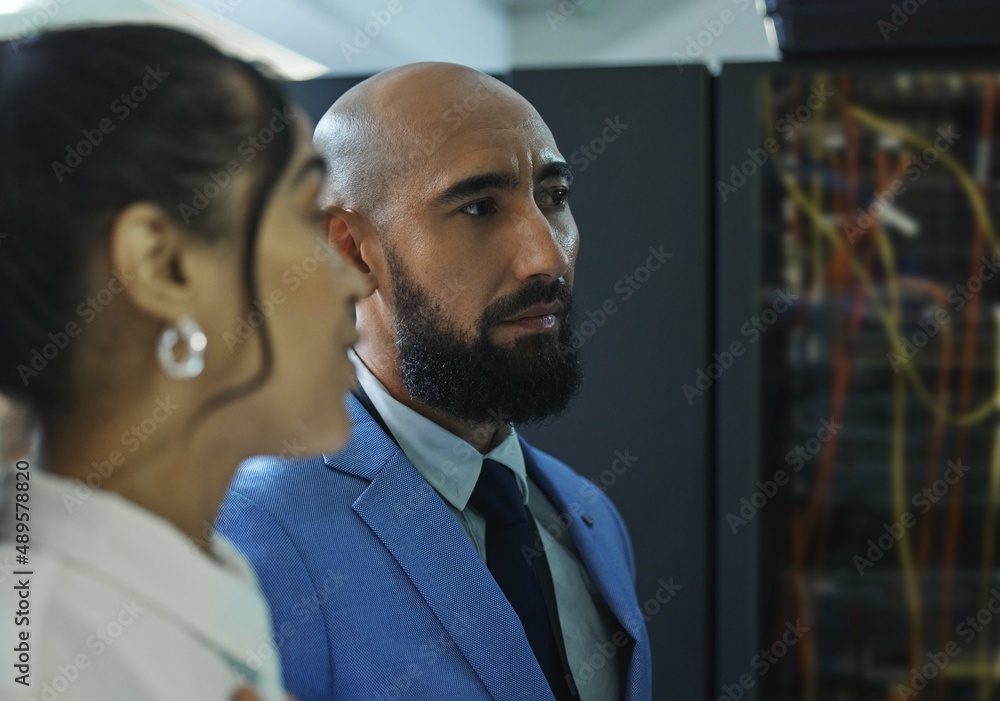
left=0, top=465, right=285, bottom=700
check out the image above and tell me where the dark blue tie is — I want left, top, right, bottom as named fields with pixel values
left=468, top=458, right=573, bottom=700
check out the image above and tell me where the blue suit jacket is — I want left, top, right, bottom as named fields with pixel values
left=219, top=394, right=652, bottom=701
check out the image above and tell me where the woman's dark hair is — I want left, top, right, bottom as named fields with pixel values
left=0, top=24, right=295, bottom=424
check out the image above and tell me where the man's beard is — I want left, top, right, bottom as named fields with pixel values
left=385, top=246, right=583, bottom=425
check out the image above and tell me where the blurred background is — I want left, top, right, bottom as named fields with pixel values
left=0, top=0, right=777, bottom=78
left=6, top=1, right=1000, bottom=700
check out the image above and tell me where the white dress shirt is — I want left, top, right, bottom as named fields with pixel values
left=0, top=465, right=284, bottom=701
left=349, top=349, right=622, bottom=701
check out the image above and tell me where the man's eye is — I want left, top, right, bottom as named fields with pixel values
left=459, top=199, right=499, bottom=217
left=538, top=187, right=571, bottom=208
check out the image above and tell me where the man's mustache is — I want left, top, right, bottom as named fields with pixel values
left=481, top=280, right=573, bottom=329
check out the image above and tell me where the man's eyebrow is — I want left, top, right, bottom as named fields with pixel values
left=433, top=171, right=519, bottom=206
left=291, top=155, right=327, bottom=187
left=538, top=161, right=574, bottom=185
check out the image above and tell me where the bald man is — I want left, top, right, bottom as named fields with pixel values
left=220, top=63, right=652, bottom=701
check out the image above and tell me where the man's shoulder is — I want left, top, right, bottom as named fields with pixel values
left=224, top=452, right=366, bottom=522
left=519, top=436, right=639, bottom=584
left=518, top=437, right=627, bottom=524
left=518, top=436, right=576, bottom=478
left=228, top=395, right=398, bottom=508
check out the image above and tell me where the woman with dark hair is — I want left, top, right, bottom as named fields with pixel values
left=0, top=24, right=367, bottom=700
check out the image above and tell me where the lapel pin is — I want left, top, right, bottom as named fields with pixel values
left=582, top=514, right=594, bottom=527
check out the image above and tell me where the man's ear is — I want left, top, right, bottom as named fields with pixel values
left=325, top=205, right=375, bottom=278
left=108, top=202, right=197, bottom=324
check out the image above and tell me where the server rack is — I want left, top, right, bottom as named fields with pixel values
left=717, top=58, right=1000, bottom=701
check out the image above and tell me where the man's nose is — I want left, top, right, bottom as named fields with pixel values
left=510, top=206, right=572, bottom=281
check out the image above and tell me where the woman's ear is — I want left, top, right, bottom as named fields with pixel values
left=325, top=206, right=376, bottom=290
left=108, top=202, right=197, bottom=324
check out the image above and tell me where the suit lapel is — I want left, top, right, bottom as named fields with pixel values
left=521, top=440, right=645, bottom=647
left=328, top=396, right=556, bottom=701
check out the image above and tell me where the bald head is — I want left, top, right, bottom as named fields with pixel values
left=313, top=62, right=544, bottom=229
left=318, top=62, right=580, bottom=428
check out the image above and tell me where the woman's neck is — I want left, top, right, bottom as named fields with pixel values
left=43, top=405, right=244, bottom=553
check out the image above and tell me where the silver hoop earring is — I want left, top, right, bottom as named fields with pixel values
left=157, top=313, right=207, bottom=380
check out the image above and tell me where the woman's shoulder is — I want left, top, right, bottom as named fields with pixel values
left=0, top=547, right=263, bottom=700
left=0, top=549, right=142, bottom=698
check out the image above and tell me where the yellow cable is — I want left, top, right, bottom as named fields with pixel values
left=761, top=77, right=995, bottom=427
left=849, top=105, right=1000, bottom=262
left=892, top=355, right=923, bottom=664
left=759, top=78, right=968, bottom=686
left=975, top=307, right=1000, bottom=700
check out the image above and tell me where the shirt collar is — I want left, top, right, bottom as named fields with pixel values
left=349, top=348, right=529, bottom=510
